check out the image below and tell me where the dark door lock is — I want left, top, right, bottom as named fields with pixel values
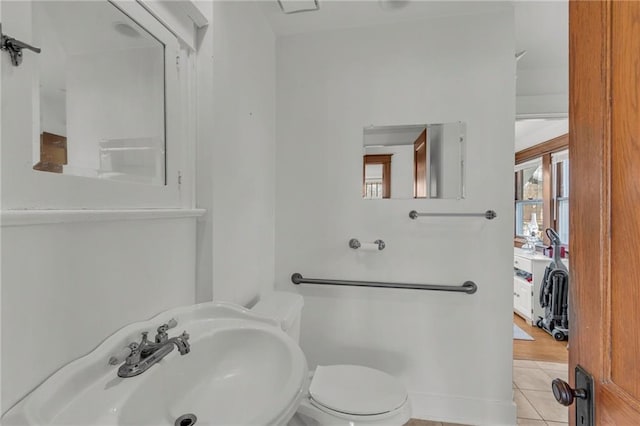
left=0, top=23, right=42, bottom=67
left=551, top=365, right=594, bottom=426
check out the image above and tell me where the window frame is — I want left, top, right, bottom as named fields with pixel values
left=514, top=134, right=569, bottom=247
left=552, top=150, right=569, bottom=244
left=514, top=158, right=544, bottom=238
left=363, top=154, right=392, bottom=199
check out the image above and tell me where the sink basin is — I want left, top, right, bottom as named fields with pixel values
left=2, top=303, right=309, bottom=426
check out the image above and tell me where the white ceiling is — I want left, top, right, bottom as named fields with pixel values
left=37, top=1, right=160, bottom=56
left=263, top=1, right=512, bottom=36
left=515, top=118, right=568, bottom=152
left=514, top=1, right=568, bottom=71
left=363, top=125, right=425, bottom=147
left=263, top=0, right=568, bottom=151
left=263, top=0, right=568, bottom=71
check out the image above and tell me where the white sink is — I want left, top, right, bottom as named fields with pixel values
left=2, top=303, right=309, bottom=426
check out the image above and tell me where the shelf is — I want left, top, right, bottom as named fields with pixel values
left=1, top=208, right=206, bottom=227
left=514, top=275, right=532, bottom=286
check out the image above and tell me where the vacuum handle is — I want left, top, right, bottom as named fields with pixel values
left=546, top=228, right=562, bottom=245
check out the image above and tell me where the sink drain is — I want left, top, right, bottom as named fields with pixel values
left=175, top=413, right=197, bottom=426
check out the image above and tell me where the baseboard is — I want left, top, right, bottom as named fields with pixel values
left=409, top=391, right=517, bottom=426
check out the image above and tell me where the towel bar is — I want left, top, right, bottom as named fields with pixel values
left=291, top=273, right=477, bottom=294
left=409, top=210, right=497, bottom=220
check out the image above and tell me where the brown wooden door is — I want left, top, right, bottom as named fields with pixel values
left=567, top=1, right=640, bottom=424
left=413, top=128, right=427, bottom=198
left=40, top=132, right=67, bottom=164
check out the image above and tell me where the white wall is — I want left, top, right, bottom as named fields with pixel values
left=0, top=1, right=200, bottom=414
left=439, top=124, right=463, bottom=199
left=1, top=219, right=196, bottom=412
left=196, top=1, right=276, bottom=305
left=275, top=11, right=516, bottom=426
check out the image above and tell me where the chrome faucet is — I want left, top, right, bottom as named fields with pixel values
left=111, top=320, right=190, bottom=378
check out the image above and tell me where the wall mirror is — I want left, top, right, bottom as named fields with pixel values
left=362, top=122, right=465, bottom=199
left=33, top=1, right=166, bottom=185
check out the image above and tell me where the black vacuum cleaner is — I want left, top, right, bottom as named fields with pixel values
left=536, top=228, right=569, bottom=341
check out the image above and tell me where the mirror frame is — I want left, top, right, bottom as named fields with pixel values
left=1, top=0, right=190, bottom=209
left=362, top=122, right=466, bottom=200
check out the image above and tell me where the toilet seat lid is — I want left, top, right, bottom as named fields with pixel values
left=309, top=365, right=407, bottom=416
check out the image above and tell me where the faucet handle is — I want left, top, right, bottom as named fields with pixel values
left=157, top=318, right=177, bottom=333
left=180, top=331, right=190, bottom=340
left=155, top=319, right=177, bottom=343
left=108, top=340, right=141, bottom=366
left=108, top=346, right=132, bottom=366
left=125, top=342, right=141, bottom=365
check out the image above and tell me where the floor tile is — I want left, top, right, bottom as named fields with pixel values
left=515, top=390, right=542, bottom=420
left=543, top=368, right=568, bottom=382
left=545, top=422, right=568, bottom=426
left=521, top=390, right=569, bottom=423
left=514, top=381, right=518, bottom=389
left=517, top=419, right=546, bottom=426
left=513, top=367, right=554, bottom=391
left=514, top=359, right=540, bottom=369
left=536, top=361, right=568, bottom=372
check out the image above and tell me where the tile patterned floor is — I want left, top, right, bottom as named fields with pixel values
left=405, top=360, right=568, bottom=426
left=513, top=360, right=568, bottom=424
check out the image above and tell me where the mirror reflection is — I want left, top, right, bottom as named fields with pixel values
left=362, top=122, right=465, bottom=199
left=33, top=1, right=166, bottom=185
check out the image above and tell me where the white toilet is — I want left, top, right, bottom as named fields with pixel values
left=252, top=291, right=411, bottom=426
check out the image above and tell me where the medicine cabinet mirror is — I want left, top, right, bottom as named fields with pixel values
left=362, top=122, right=466, bottom=199
left=33, top=1, right=166, bottom=185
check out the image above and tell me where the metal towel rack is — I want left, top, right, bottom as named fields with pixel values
left=291, top=273, right=477, bottom=294
left=348, top=238, right=385, bottom=250
left=1, top=24, right=42, bottom=67
left=409, top=210, right=497, bottom=220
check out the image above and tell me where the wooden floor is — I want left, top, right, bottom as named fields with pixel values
left=513, top=314, right=568, bottom=363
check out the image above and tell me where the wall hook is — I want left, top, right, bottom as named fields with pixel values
left=1, top=24, right=41, bottom=67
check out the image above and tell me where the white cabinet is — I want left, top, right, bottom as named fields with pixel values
left=513, top=248, right=552, bottom=325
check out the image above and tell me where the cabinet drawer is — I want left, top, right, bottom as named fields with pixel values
left=514, top=255, right=533, bottom=273
left=518, top=280, right=532, bottom=316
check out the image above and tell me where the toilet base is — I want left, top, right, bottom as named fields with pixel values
left=287, top=395, right=411, bottom=426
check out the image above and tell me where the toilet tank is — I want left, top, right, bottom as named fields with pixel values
left=252, top=292, right=304, bottom=343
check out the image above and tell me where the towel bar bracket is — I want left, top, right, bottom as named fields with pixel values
left=348, top=238, right=385, bottom=250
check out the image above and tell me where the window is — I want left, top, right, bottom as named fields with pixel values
left=513, top=135, right=570, bottom=248
left=515, top=160, right=544, bottom=239
left=363, top=154, right=392, bottom=199
left=553, top=151, right=569, bottom=244
left=364, top=163, right=384, bottom=199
